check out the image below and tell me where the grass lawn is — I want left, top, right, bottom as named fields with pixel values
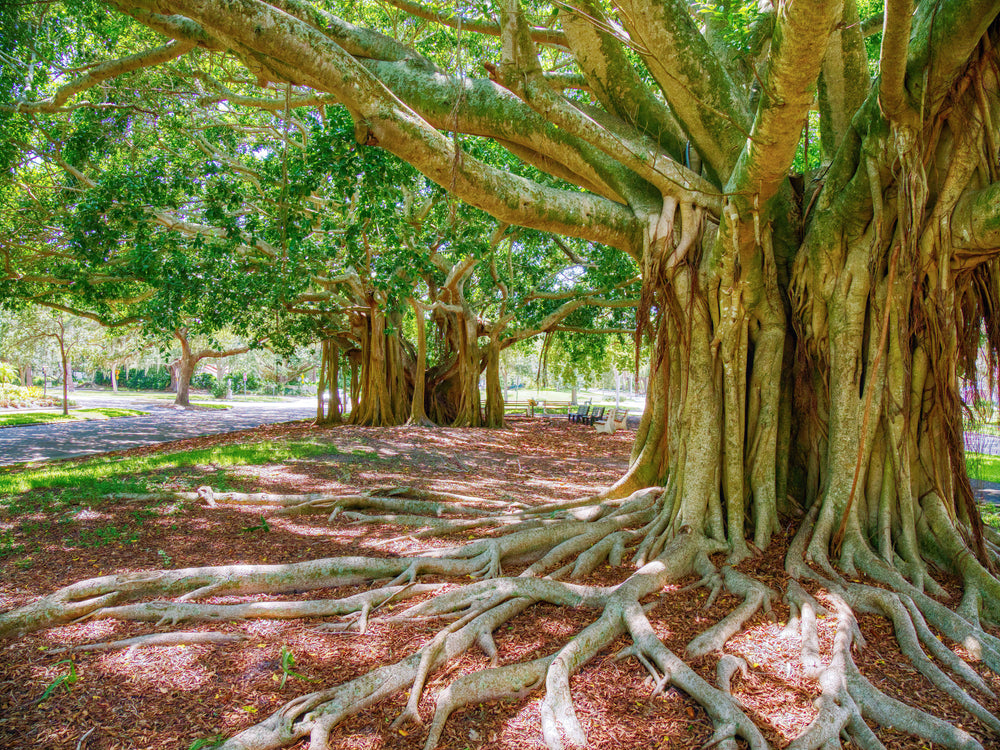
left=0, top=407, right=148, bottom=428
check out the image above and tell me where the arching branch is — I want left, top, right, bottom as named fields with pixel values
left=611, top=0, right=752, bottom=182
left=3, top=40, right=195, bottom=114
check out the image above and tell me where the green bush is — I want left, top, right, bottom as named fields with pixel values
left=124, top=368, right=171, bottom=390
left=193, top=372, right=217, bottom=390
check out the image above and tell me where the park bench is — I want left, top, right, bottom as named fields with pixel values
left=567, top=403, right=591, bottom=423
left=537, top=400, right=571, bottom=416
left=505, top=399, right=573, bottom=417
left=586, top=405, right=606, bottom=426
left=504, top=400, right=535, bottom=416
left=594, top=407, right=628, bottom=434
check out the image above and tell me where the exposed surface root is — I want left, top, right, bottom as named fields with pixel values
left=8, top=477, right=1000, bottom=750
left=49, top=630, right=247, bottom=654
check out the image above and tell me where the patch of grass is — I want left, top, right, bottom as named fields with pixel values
left=68, top=524, right=141, bottom=548
left=0, top=439, right=336, bottom=502
left=0, top=407, right=147, bottom=428
left=981, top=504, right=1000, bottom=531
left=966, top=452, right=1000, bottom=484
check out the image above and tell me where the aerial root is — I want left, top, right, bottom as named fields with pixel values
left=277, top=487, right=516, bottom=519
left=788, top=588, right=988, bottom=750
left=787, top=596, right=868, bottom=750
left=422, top=655, right=553, bottom=750
left=87, top=584, right=442, bottom=627
left=219, top=596, right=537, bottom=750
left=854, top=546, right=1000, bottom=672
left=846, top=583, right=1000, bottom=733
left=898, top=595, right=998, bottom=698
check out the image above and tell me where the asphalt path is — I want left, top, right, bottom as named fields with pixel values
left=4, top=395, right=1000, bottom=505
left=0, top=391, right=316, bottom=466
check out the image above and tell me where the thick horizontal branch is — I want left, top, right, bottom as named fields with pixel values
left=34, top=301, right=143, bottom=329
left=551, top=325, right=634, bottom=334
left=382, top=0, right=567, bottom=48
left=123, top=0, right=643, bottom=252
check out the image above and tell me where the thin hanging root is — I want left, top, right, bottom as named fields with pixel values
left=49, top=631, right=247, bottom=654
left=422, top=655, right=554, bottom=750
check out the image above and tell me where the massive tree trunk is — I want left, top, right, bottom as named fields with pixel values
left=8, top=1, right=1000, bottom=749
left=349, top=306, right=411, bottom=426
left=407, top=298, right=435, bottom=427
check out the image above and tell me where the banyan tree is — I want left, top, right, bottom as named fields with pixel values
left=4, top=0, right=1000, bottom=748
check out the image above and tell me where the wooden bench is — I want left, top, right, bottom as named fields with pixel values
left=586, top=405, right=606, bottom=426
left=505, top=399, right=573, bottom=417
left=504, top=400, right=535, bottom=416
left=594, top=407, right=628, bottom=434
left=567, top=403, right=591, bottom=423
left=537, top=400, right=571, bottom=416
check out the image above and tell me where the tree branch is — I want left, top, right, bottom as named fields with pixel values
left=381, top=0, right=567, bottom=48
left=111, top=0, right=643, bottom=252
left=877, top=0, right=914, bottom=123
left=727, top=0, right=841, bottom=208
left=497, top=0, right=720, bottom=214
left=611, top=0, right=752, bottom=182
left=5, top=40, right=194, bottom=114
left=33, top=301, right=143, bottom=329
left=818, top=0, right=871, bottom=159
left=558, top=0, right=687, bottom=162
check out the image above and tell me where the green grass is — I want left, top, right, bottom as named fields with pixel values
left=0, top=439, right=337, bottom=502
left=966, top=452, right=1000, bottom=484
left=981, top=504, right=1000, bottom=531
left=0, top=407, right=147, bottom=428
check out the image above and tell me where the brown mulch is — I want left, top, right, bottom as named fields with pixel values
left=0, top=417, right=998, bottom=749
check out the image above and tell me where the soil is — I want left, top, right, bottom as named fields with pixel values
left=0, top=417, right=998, bottom=750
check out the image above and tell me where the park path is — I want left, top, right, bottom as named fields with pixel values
left=0, top=392, right=316, bottom=466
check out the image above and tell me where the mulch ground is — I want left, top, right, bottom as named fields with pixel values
left=1, top=417, right=998, bottom=749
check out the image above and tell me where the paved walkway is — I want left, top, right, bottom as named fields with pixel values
left=0, top=391, right=316, bottom=466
